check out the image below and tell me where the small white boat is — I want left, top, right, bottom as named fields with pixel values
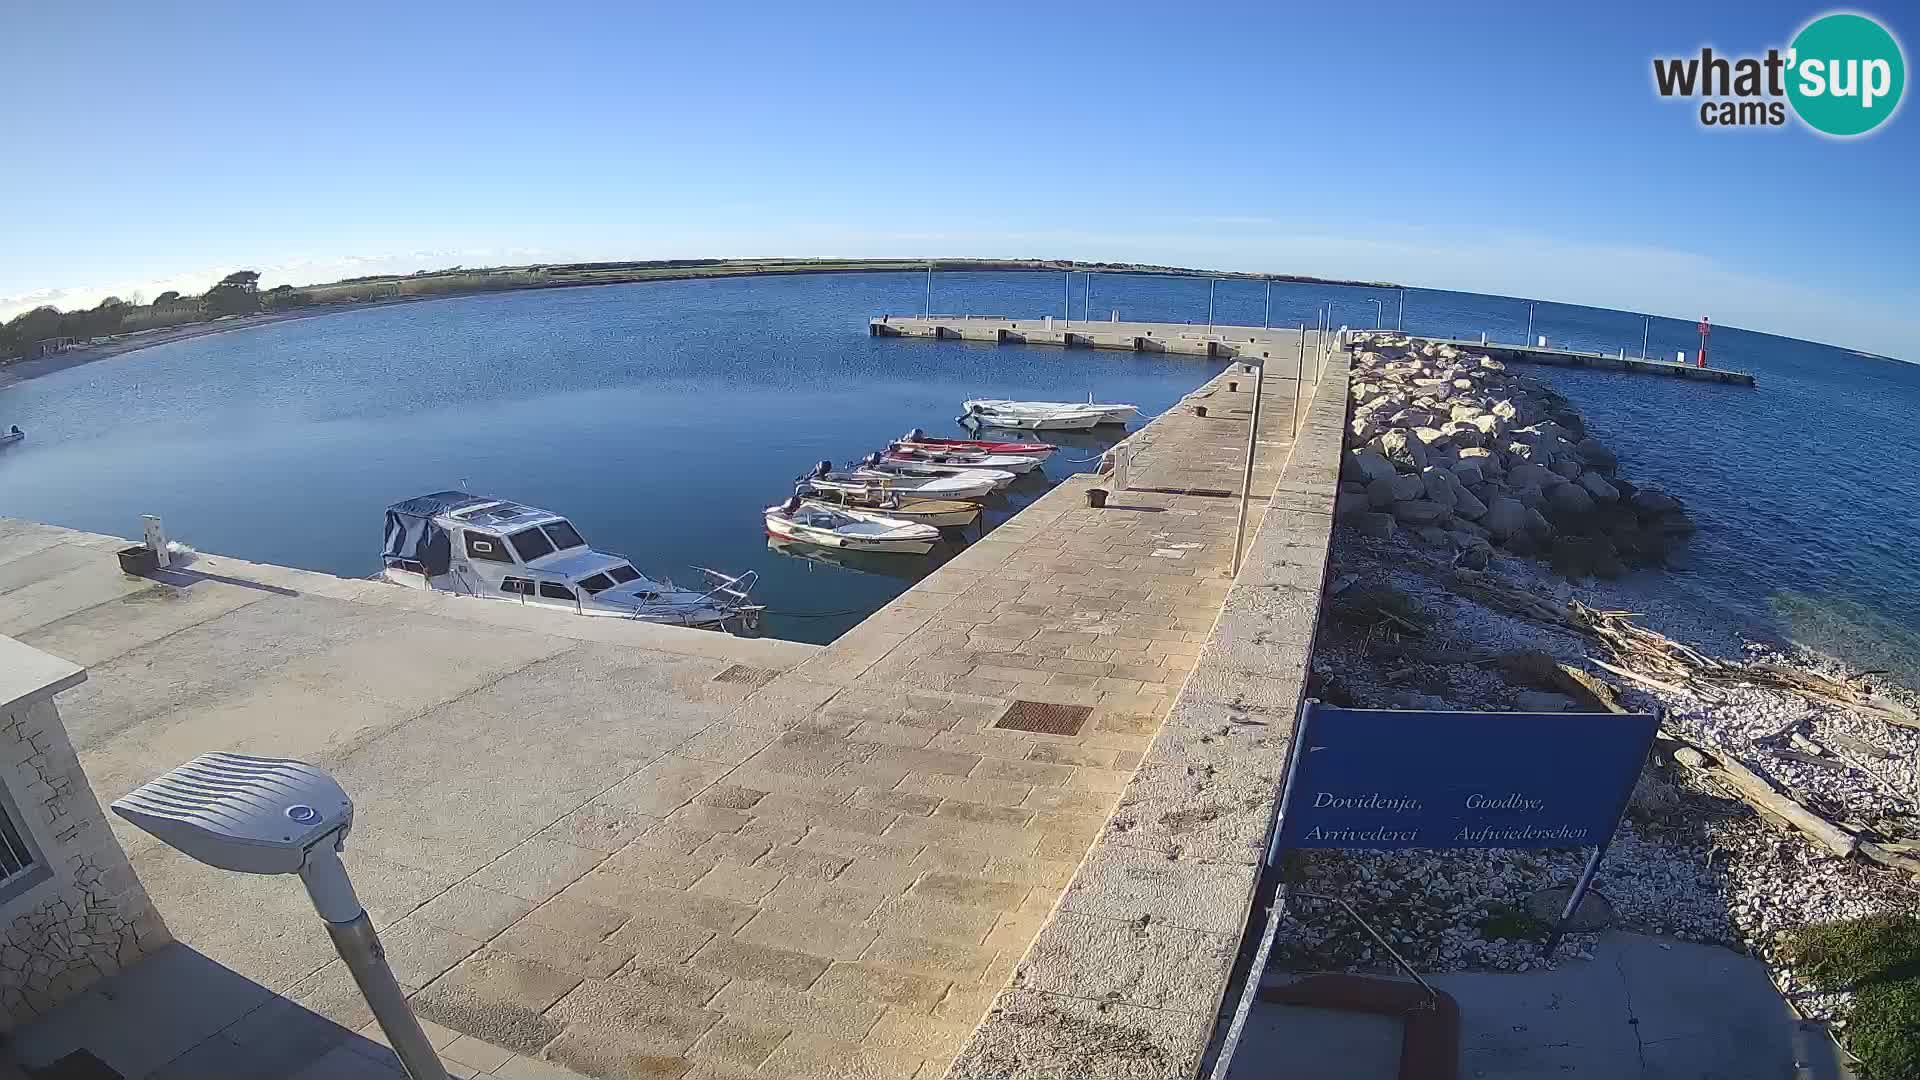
left=765, top=497, right=941, bottom=554
left=855, top=453, right=1017, bottom=490
left=883, top=445, right=1042, bottom=474
left=0, top=426, right=22, bottom=447
left=380, top=491, right=760, bottom=630
left=797, top=484, right=981, bottom=527
left=963, top=399, right=1139, bottom=425
left=960, top=404, right=1105, bottom=431
left=804, top=462, right=998, bottom=501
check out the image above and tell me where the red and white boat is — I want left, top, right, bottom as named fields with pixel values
left=898, top=429, right=1055, bottom=458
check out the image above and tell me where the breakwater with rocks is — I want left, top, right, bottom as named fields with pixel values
left=1336, top=336, right=1696, bottom=580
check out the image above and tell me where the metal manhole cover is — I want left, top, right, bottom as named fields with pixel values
left=712, top=664, right=778, bottom=688
left=994, top=700, right=1092, bottom=736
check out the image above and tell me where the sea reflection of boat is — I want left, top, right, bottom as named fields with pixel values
left=766, top=537, right=962, bottom=582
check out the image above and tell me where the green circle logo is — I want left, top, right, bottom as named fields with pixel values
left=1788, top=12, right=1906, bottom=136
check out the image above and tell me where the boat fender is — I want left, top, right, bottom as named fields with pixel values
left=813, top=460, right=833, bottom=478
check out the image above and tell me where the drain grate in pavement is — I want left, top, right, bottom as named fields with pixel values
left=994, top=700, right=1093, bottom=737
left=712, top=664, right=778, bottom=688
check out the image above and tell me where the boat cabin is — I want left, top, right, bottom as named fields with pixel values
left=384, top=491, right=661, bottom=609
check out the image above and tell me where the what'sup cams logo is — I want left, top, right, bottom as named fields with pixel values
left=1653, top=11, right=1905, bottom=136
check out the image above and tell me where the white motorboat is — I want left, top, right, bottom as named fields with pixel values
left=963, top=398, right=1139, bottom=425
left=959, top=404, right=1105, bottom=431
left=379, top=491, right=760, bottom=630
left=0, top=426, right=22, bottom=447
left=764, top=497, right=941, bottom=554
left=882, top=445, right=1042, bottom=474
left=796, top=484, right=981, bottom=527
left=804, top=462, right=998, bottom=501
left=855, top=453, right=1017, bottom=490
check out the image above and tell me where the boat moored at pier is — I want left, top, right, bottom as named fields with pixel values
left=380, top=491, right=760, bottom=630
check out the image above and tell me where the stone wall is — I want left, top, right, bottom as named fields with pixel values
left=0, top=642, right=169, bottom=1030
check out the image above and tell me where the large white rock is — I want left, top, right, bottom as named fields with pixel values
left=1373, top=430, right=1428, bottom=472
left=1393, top=499, right=1449, bottom=526
left=1348, top=449, right=1399, bottom=484
left=1454, top=488, right=1488, bottom=520
left=1580, top=472, right=1620, bottom=501
left=1484, top=497, right=1528, bottom=540
left=1420, top=467, right=1458, bottom=509
left=1548, top=481, right=1595, bottom=516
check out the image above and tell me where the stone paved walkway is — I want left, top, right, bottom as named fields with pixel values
left=382, top=365, right=1302, bottom=1080
left=4, top=360, right=1305, bottom=1080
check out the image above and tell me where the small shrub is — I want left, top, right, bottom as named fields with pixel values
left=1781, top=913, right=1920, bottom=1078
left=1478, top=902, right=1549, bottom=942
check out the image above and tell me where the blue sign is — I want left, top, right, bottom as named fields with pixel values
left=1275, top=704, right=1658, bottom=851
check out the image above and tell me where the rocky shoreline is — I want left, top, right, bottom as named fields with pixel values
left=1336, top=336, right=1696, bottom=577
left=1291, top=335, right=1920, bottom=1034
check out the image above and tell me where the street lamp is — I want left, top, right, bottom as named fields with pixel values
left=1262, top=279, right=1272, bottom=329
left=1526, top=301, right=1537, bottom=345
left=1207, top=278, right=1217, bottom=334
left=1064, top=271, right=1072, bottom=327
left=924, top=264, right=932, bottom=319
left=1367, top=298, right=1383, bottom=328
left=1396, top=288, right=1406, bottom=331
left=1641, top=316, right=1651, bottom=360
left=1084, top=271, right=1094, bottom=323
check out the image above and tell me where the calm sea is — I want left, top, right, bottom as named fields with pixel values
left=2, top=272, right=1915, bottom=678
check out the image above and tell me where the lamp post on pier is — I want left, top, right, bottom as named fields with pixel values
left=1207, top=278, right=1217, bottom=334
left=1396, top=288, right=1405, bottom=331
left=924, top=264, right=932, bottom=319
left=1262, top=279, right=1272, bottom=329
left=1526, top=301, right=1537, bottom=345
left=1063, top=271, right=1072, bottom=328
left=1641, top=316, right=1651, bottom=360
left=1084, top=272, right=1094, bottom=323
left=1367, top=298, right=1382, bottom=328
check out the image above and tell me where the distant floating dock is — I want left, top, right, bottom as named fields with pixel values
left=870, top=315, right=1757, bottom=386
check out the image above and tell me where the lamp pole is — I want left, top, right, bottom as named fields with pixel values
left=1085, top=271, right=1093, bottom=323
left=1367, top=298, right=1382, bottom=328
left=1641, top=316, right=1650, bottom=360
left=1064, top=271, right=1072, bottom=327
left=1262, top=279, right=1272, bottom=329
left=924, top=264, right=932, bottom=319
left=1396, top=288, right=1405, bottom=331
left=1207, top=278, right=1216, bottom=334
left=1526, top=301, right=1537, bottom=345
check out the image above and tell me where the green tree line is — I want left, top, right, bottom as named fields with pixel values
left=0, top=270, right=320, bottom=360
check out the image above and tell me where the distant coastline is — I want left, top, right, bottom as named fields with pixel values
left=0, top=258, right=1399, bottom=387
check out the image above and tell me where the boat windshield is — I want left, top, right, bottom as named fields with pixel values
left=508, top=527, right=555, bottom=562
left=543, top=519, right=586, bottom=550
left=577, top=572, right=615, bottom=594
left=607, top=564, right=641, bottom=584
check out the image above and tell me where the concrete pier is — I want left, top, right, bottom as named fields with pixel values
left=872, top=315, right=1758, bottom=386
left=1, top=353, right=1349, bottom=1078
left=872, top=315, right=1329, bottom=362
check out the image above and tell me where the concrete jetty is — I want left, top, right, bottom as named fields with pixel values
left=872, top=315, right=1758, bottom=386
left=1, top=354, right=1348, bottom=1078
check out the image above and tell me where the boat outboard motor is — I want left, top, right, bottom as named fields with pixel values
left=813, top=460, right=833, bottom=479
left=907, top=428, right=927, bottom=441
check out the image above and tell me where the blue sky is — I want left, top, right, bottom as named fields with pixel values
left=3, top=1, right=1915, bottom=357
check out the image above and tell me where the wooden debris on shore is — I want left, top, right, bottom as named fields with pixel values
left=1440, top=569, right=1920, bottom=729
